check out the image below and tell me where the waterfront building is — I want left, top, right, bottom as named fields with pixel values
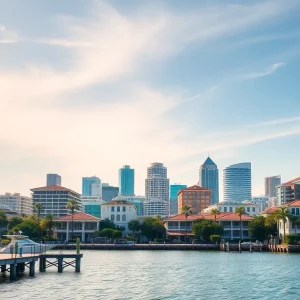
left=102, top=183, right=119, bottom=202
left=46, top=174, right=61, bottom=186
left=265, top=175, right=281, bottom=197
left=203, top=200, right=262, bottom=216
left=223, top=162, right=252, bottom=202
left=81, top=196, right=105, bottom=218
left=31, top=185, right=82, bottom=218
left=54, top=212, right=100, bottom=242
left=169, top=184, right=187, bottom=215
left=178, top=185, right=211, bottom=214
left=119, top=165, right=135, bottom=196
left=145, top=162, right=169, bottom=216
left=199, top=157, right=219, bottom=204
left=0, top=193, right=32, bottom=215
left=101, top=195, right=138, bottom=235
left=82, top=176, right=102, bottom=197
left=276, top=177, right=300, bottom=205
left=165, top=212, right=253, bottom=241
left=123, top=196, right=145, bottom=216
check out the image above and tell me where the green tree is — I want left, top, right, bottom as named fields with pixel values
left=210, top=235, right=221, bottom=243
left=100, top=228, right=114, bottom=238
left=41, top=213, right=54, bottom=238
left=100, top=218, right=116, bottom=230
left=210, top=208, right=220, bottom=222
left=128, top=219, right=141, bottom=237
left=112, top=230, right=122, bottom=239
left=141, top=217, right=166, bottom=240
left=66, top=199, right=80, bottom=240
left=34, top=202, right=43, bottom=238
left=8, top=216, right=23, bottom=230
left=0, top=210, right=8, bottom=240
left=249, top=216, right=267, bottom=241
left=181, top=206, right=192, bottom=242
left=11, top=215, right=39, bottom=239
left=192, top=219, right=224, bottom=242
left=235, top=207, right=246, bottom=240
left=274, top=207, right=290, bottom=242
left=265, top=213, right=278, bottom=237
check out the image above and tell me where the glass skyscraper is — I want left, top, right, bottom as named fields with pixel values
left=82, top=176, right=101, bottom=196
left=170, top=184, right=187, bottom=215
left=46, top=173, right=61, bottom=186
left=265, top=175, right=281, bottom=197
left=199, top=157, right=219, bottom=204
left=119, top=165, right=135, bottom=196
left=223, top=162, right=252, bottom=202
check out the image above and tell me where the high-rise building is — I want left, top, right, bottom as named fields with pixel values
left=277, top=177, right=300, bottom=205
left=223, top=162, right=252, bottom=202
left=199, top=157, right=219, bottom=204
left=170, top=184, right=187, bottom=215
left=102, top=183, right=119, bottom=202
left=82, top=176, right=102, bottom=197
left=47, top=174, right=61, bottom=186
left=265, top=175, right=281, bottom=197
left=144, top=162, right=170, bottom=216
left=0, top=193, right=32, bottom=215
left=81, top=196, right=105, bottom=218
left=31, top=185, right=82, bottom=218
left=178, top=185, right=212, bottom=214
left=119, top=165, right=135, bottom=196
left=123, top=195, right=145, bottom=216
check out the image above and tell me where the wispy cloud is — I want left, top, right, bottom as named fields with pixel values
left=249, top=116, right=300, bottom=127
left=0, top=25, right=19, bottom=43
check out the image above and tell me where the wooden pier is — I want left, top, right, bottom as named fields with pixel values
left=39, top=253, right=83, bottom=273
left=0, top=254, right=39, bottom=281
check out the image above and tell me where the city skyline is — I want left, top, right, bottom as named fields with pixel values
left=1, top=0, right=300, bottom=198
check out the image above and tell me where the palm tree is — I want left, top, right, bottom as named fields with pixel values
left=34, top=202, right=43, bottom=239
left=275, top=207, right=290, bottom=242
left=0, top=210, right=8, bottom=240
left=128, top=220, right=141, bottom=237
left=210, top=208, right=220, bottom=222
left=66, top=200, right=80, bottom=241
left=44, top=213, right=54, bottom=238
left=235, top=207, right=246, bottom=241
left=181, top=206, right=192, bottom=243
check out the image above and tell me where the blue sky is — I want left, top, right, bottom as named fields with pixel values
left=0, top=0, right=300, bottom=199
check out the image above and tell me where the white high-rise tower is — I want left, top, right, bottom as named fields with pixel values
left=144, top=162, right=170, bottom=216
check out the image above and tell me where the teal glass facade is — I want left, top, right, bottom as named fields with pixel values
left=199, top=157, right=219, bottom=204
left=82, top=176, right=100, bottom=196
left=170, top=184, right=187, bottom=215
left=119, top=165, right=135, bottom=196
left=83, top=203, right=101, bottom=218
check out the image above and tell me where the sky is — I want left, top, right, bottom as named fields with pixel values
left=0, top=0, right=300, bottom=199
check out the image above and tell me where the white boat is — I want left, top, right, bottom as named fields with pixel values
left=0, top=235, right=55, bottom=254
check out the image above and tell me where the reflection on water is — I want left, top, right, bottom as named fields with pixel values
left=1, top=250, right=300, bottom=300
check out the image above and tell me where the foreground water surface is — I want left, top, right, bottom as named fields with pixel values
left=1, top=250, right=300, bottom=299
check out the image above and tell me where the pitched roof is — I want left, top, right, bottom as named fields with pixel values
left=30, top=185, right=80, bottom=196
left=283, top=200, right=300, bottom=207
left=165, top=212, right=253, bottom=222
left=102, top=199, right=135, bottom=206
left=281, top=177, right=300, bottom=187
left=202, top=157, right=217, bottom=167
left=260, top=207, right=278, bottom=215
left=179, top=185, right=211, bottom=193
left=58, top=212, right=100, bottom=221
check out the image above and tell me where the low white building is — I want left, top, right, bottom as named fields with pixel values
left=101, top=195, right=138, bottom=235
left=203, top=200, right=262, bottom=216
left=0, top=193, right=32, bottom=215
left=54, top=212, right=100, bottom=242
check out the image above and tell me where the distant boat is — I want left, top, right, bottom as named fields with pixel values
left=0, top=235, right=54, bottom=254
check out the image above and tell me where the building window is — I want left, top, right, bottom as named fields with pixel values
left=296, top=208, right=300, bottom=215
left=224, top=207, right=227, bottom=212
left=252, top=207, right=255, bottom=212
left=247, top=207, right=250, bottom=212
left=122, top=214, right=126, bottom=221
left=111, top=214, right=114, bottom=221
left=117, top=214, right=120, bottom=221
left=229, top=207, right=233, bottom=212
left=292, top=208, right=296, bottom=215
left=117, top=206, right=120, bottom=212
left=122, top=206, right=126, bottom=212
left=111, top=207, right=115, bottom=212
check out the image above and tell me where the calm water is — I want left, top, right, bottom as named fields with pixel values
left=1, top=250, right=300, bottom=299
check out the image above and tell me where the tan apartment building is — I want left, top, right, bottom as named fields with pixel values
left=178, top=185, right=212, bottom=214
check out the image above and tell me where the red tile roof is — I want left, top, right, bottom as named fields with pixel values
left=260, top=207, right=278, bottom=215
left=30, top=185, right=80, bottom=196
left=283, top=200, right=300, bottom=207
left=281, top=177, right=300, bottom=187
left=57, top=212, right=100, bottom=221
left=165, top=212, right=253, bottom=222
